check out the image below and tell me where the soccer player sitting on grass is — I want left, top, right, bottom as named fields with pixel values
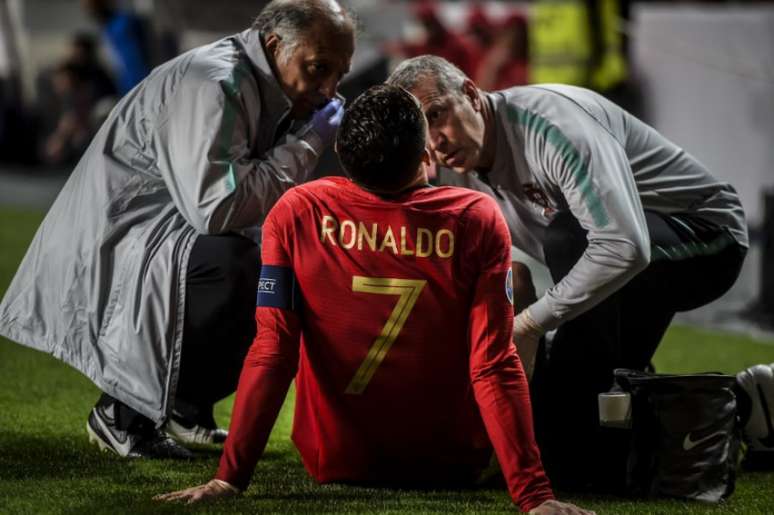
left=155, top=85, right=593, bottom=514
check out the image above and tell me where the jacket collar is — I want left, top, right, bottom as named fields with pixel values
left=236, top=28, right=293, bottom=120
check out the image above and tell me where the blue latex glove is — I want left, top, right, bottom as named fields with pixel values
left=311, top=98, right=345, bottom=146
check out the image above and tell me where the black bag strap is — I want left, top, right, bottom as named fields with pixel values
left=613, top=368, right=735, bottom=393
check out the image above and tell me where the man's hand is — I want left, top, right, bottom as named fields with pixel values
left=513, top=308, right=544, bottom=382
left=311, top=97, right=345, bottom=146
left=153, top=479, right=240, bottom=504
left=529, top=499, right=596, bottom=515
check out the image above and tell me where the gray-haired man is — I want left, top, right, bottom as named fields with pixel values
left=0, top=0, right=354, bottom=458
left=388, top=55, right=748, bottom=489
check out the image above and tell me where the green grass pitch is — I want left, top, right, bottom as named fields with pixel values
left=1, top=207, right=773, bottom=514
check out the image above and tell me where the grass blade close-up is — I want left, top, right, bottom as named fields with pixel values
left=1, top=207, right=773, bottom=514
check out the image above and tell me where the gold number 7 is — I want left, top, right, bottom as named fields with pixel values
left=345, top=276, right=427, bottom=394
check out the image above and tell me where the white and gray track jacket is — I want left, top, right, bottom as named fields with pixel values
left=0, top=29, right=325, bottom=422
left=439, top=85, right=748, bottom=331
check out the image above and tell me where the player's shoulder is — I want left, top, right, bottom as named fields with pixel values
left=287, top=176, right=351, bottom=202
left=276, top=180, right=498, bottom=222
left=269, top=177, right=348, bottom=216
left=424, top=185, right=499, bottom=213
left=414, top=185, right=502, bottom=231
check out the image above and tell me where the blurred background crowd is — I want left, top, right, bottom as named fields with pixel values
left=0, top=0, right=633, bottom=168
left=0, top=0, right=772, bottom=333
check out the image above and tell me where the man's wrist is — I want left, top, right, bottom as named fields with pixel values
left=298, top=125, right=327, bottom=156
left=523, top=493, right=557, bottom=514
left=526, top=296, right=562, bottom=332
left=514, top=308, right=545, bottom=339
left=211, top=478, right=241, bottom=494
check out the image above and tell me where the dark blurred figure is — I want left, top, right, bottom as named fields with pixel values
left=69, top=33, right=117, bottom=101
left=530, top=2, right=625, bottom=87
left=530, top=0, right=639, bottom=113
left=587, top=0, right=637, bottom=111
left=385, top=0, right=478, bottom=78
left=37, top=33, right=117, bottom=166
left=464, top=3, right=495, bottom=52
left=740, top=191, right=774, bottom=330
left=0, top=0, right=37, bottom=165
left=0, top=81, right=38, bottom=165
left=81, top=0, right=151, bottom=95
left=42, top=63, right=92, bottom=164
left=475, top=11, right=529, bottom=91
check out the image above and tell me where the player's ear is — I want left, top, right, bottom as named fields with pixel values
left=420, top=147, right=438, bottom=180
left=421, top=147, right=431, bottom=166
left=462, top=79, right=481, bottom=111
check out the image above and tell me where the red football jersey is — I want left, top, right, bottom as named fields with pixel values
left=216, top=177, right=553, bottom=511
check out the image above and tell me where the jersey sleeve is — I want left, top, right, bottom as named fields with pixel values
left=526, top=105, right=651, bottom=331
left=465, top=197, right=555, bottom=512
left=215, top=194, right=302, bottom=490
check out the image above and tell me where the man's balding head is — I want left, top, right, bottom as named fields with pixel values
left=255, top=0, right=356, bottom=118
left=387, top=55, right=468, bottom=100
left=254, top=0, right=355, bottom=63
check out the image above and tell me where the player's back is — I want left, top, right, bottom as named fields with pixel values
left=268, top=176, right=506, bottom=483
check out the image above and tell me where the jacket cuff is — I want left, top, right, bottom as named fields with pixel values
left=526, top=296, right=561, bottom=333
left=297, top=125, right=326, bottom=158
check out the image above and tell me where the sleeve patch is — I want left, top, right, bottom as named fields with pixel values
left=257, top=265, right=301, bottom=311
left=505, top=267, right=514, bottom=305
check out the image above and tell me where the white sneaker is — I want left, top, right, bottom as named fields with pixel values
left=164, top=412, right=228, bottom=445
left=737, top=363, right=774, bottom=452
left=87, top=405, right=195, bottom=459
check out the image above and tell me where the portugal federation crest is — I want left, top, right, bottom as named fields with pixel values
left=523, top=182, right=556, bottom=217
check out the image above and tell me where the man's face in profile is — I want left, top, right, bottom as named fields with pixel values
left=409, top=80, right=486, bottom=174
left=270, top=22, right=354, bottom=119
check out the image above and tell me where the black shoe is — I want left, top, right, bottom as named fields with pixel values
left=164, top=410, right=228, bottom=445
left=87, top=405, right=196, bottom=459
left=130, top=428, right=198, bottom=459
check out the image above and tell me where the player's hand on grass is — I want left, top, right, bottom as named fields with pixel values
left=153, top=479, right=240, bottom=504
left=528, top=499, right=596, bottom=515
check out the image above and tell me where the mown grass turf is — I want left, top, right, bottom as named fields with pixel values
left=1, top=207, right=773, bottom=514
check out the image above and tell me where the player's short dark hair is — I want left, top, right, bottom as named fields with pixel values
left=336, top=84, right=426, bottom=192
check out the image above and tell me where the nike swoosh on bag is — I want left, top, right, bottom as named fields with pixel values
left=682, top=430, right=726, bottom=451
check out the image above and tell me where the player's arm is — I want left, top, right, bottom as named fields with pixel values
left=523, top=115, right=650, bottom=335
left=155, top=196, right=302, bottom=503
left=465, top=197, right=553, bottom=511
left=466, top=198, right=593, bottom=514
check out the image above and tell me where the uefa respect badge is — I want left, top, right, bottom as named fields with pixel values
left=505, top=267, right=513, bottom=305
left=256, top=265, right=301, bottom=311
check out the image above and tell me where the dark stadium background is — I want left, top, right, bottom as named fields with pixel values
left=0, top=1, right=773, bottom=513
